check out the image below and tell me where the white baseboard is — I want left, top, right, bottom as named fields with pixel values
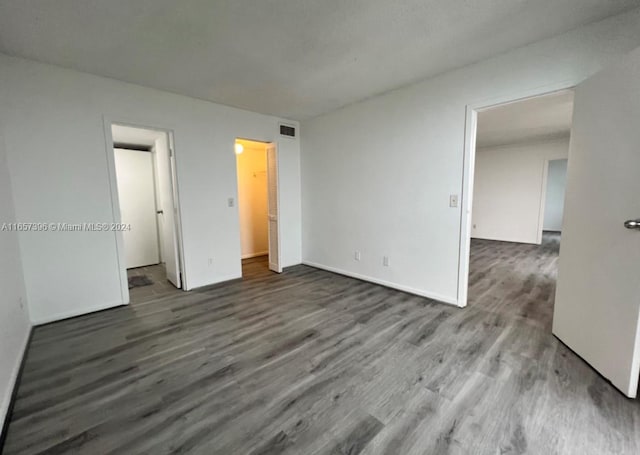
left=241, top=251, right=268, bottom=259
left=471, top=235, right=540, bottom=245
left=189, top=273, right=242, bottom=291
left=1, top=325, right=31, bottom=435
left=302, top=261, right=459, bottom=307
left=32, top=300, right=126, bottom=326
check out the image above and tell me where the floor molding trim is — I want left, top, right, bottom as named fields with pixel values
left=282, top=263, right=302, bottom=272
left=1, top=326, right=33, bottom=451
left=302, top=261, right=459, bottom=306
left=33, top=301, right=126, bottom=326
left=241, top=252, right=268, bottom=259
left=187, top=274, right=242, bottom=292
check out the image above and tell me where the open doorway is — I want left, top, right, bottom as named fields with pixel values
left=542, top=158, right=568, bottom=234
left=235, top=138, right=281, bottom=275
left=110, top=124, right=184, bottom=302
left=462, top=90, right=573, bottom=325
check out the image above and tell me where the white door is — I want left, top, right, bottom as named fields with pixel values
left=154, top=134, right=181, bottom=288
left=553, top=47, right=640, bottom=398
left=114, top=148, right=160, bottom=269
left=266, top=143, right=282, bottom=273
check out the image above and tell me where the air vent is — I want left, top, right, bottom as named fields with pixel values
left=279, top=123, right=296, bottom=138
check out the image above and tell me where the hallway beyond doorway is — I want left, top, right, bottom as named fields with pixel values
left=468, top=231, right=560, bottom=330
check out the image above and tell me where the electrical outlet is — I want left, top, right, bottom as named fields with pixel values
left=383, top=256, right=390, bottom=267
left=18, top=297, right=24, bottom=309
left=354, top=251, right=361, bottom=261
left=473, top=223, right=477, bottom=229
left=449, top=194, right=459, bottom=208
left=228, top=197, right=235, bottom=207
left=208, top=258, right=214, bottom=266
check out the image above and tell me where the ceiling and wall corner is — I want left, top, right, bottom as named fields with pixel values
left=0, top=1, right=638, bottom=120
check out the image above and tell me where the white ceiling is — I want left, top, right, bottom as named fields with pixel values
left=112, top=124, right=164, bottom=147
left=476, top=91, right=575, bottom=148
left=0, top=1, right=636, bottom=120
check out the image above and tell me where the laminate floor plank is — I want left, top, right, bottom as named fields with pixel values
left=4, top=236, right=640, bottom=454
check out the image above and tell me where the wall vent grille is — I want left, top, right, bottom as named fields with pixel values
left=279, top=124, right=296, bottom=138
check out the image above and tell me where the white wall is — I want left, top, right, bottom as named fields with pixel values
left=237, top=144, right=269, bottom=258
left=0, top=54, right=302, bottom=324
left=472, top=137, right=569, bottom=244
left=0, top=126, right=30, bottom=430
left=301, top=9, right=640, bottom=305
left=543, top=159, right=568, bottom=232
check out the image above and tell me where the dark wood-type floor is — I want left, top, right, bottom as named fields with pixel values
left=127, top=263, right=179, bottom=301
left=4, top=238, right=640, bottom=454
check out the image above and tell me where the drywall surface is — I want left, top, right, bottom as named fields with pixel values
left=301, top=10, right=640, bottom=304
left=0, top=127, right=30, bottom=431
left=236, top=144, right=269, bottom=258
left=472, top=138, right=569, bottom=244
left=543, top=159, right=568, bottom=231
left=0, top=54, right=301, bottom=324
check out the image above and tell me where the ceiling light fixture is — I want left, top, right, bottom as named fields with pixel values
left=235, top=143, right=244, bottom=155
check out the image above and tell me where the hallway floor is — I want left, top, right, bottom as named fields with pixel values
left=127, top=264, right=181, bottom=302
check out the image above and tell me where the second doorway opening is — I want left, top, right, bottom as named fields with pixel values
left=235, top=138, right=281, bottom=275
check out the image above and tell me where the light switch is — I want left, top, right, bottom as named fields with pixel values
left=449, top=194, right=458, bottom=208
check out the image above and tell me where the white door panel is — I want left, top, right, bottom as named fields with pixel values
left=153, top=134, right=181, bottom=288
left=114, top=148, right=160, bottom=269
left=553, top=47, right=640, bottom=397
left=164, top=152, right=182, bottom=288
left=266, top=143, right=282, bottom=273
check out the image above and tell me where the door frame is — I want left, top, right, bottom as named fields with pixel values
left=234, top=138, right=282, bottom=274
left=456, top=82, right=575, bottom=307
left=103, top=117, right=187, bottom=304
